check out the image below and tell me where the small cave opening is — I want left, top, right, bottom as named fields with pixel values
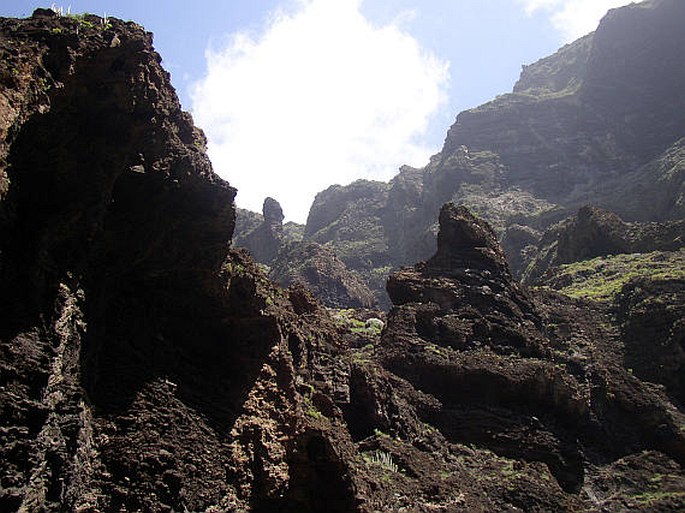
left=341, top=366, right=382, bottom=442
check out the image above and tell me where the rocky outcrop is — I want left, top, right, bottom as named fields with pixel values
left=617, top=277, right=685, bottom=404
left=305, top=180, right=394, bottom=308
left=0, top=12, right=348, bottom=512
left=373, top=203, right=685, bottom=506
left=233, top=197, right=300, bottom=264
left=270, top=242, right=376, bottom=309
left=234, top=192, right=381, bottom=309
left=387, top=205, right=546, bottom=359
left=523, top=206, right=685, bottom=282
left=2, top=8, right=685, bottom=513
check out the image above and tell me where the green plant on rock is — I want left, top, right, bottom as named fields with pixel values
left=364, top=450, right=399, bottom=473
left=630, top=491, right=685, bottom=506
left=51, top=5, right=112, bottom=30
left=425, top=342, right=448, bottom=357
left=302, top=384, right=325, bottom=421
left=546, top=250, right=685, bottom=301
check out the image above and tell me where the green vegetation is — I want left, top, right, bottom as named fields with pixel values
left=332, top=309, right=383, bottom=336
left=424, top=342, right=448, bottom=358
left=373, top=428, right=390, bottom=439
left=363, top=450, right=399, bottom=474
left=50, top=5, right=112, bottom=30
left=630, top=491, right=685, bottom=506
left=545, top=249, right=685, bottom=301
left=302, top=384, right=325, bottom=421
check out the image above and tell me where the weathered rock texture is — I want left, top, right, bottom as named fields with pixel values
left=2, top=8, right=685, bottom=513
left=373, top=203, right=685, bottom=510
left=303, top=180, right=394, bottom=308
left=270, top=242, right=377, bottom=309
left=0, top=11, right=349, bottom=512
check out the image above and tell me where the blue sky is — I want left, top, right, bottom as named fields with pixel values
left=2, top=1, right=635, bottom=221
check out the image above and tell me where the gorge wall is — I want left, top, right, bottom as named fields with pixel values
left=1, top=5, right=685, bottom=513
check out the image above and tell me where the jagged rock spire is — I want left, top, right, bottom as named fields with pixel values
left=426, top=203, right=511, bottom=279
left=263, top=197, right=284, bottom=225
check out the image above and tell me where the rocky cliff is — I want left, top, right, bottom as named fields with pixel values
left=234, top=197, right=375, bottom=309
left=520, top=205, right=685, bottom=282
left=2, top=7, right=685, bottom=513
left=0, top=11, right=345, bottom=512
left=233, top=197, right=305, bottom=265
left=270, top=241, right=376, bottom=309
left=287, top=0, right=685, bottom=304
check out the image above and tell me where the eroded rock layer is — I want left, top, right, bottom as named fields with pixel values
left=2, top=9, right=685, bottom=513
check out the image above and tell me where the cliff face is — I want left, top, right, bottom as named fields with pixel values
left=234, top=197, right=374, bottom=309
left=270, top=242, right=377, bottom=309
left=3, top=8, right=685, bottom=513
left=441, top=0, right=685, bottom=215
left=361, top=203, right=685, bottom=511
left=233, top=197, right=302, bottom=264
left=521, top=206, right=685, bottom=282
left=0, top=11, right=345, bottom=512
left=295, top=0, right=685, bottom=303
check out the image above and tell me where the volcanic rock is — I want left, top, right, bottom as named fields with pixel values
left=0, top=12, right=349, bottom=512
left=377, top=203, right=685, bottom=502
left=233, top=197, right=286, bottom=264
left=524, top=206, right=685, bottom=282
left=270, top=241, right=377, bottom=309
left=2, top=6, right=685, bottom=513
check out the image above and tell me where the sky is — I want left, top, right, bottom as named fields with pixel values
left=3, top=1, right=637, bottom=222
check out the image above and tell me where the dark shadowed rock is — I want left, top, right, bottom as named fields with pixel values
left=232, top=197, right=295, bottom=264
left=379, top=203, right=685, bottom=498
left=2, top=5, right=685, bottom=513
left=0, top=14, right=348, bottom=512
left=242, top=196, right=285, bottom=263
left=387, top=203, right=545, bottom=356
left=501, top=223, right=541, bottom=276
left=263, top=196, right=284, bottom=223
left=617, top=277, right=685, bottom=405
left=426, top=204, right=510, bottom=278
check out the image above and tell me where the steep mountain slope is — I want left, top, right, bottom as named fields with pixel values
left=2, top=8, right=685, bottom=513
left=349, top=203, right=685, bottom=511
left=287, top=0, right=685, bottom=304
left=234, top=197, right=375, bottom=308
left=0, top=11, right=349, bottom=512
left=270, top=241, right=377, bottom=309
left=233, top=197, right=304, bottom=264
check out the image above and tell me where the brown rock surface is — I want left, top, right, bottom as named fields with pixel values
left=2, top=9, right=685, bottom=513
left=0, top=12, right=351, bottom=512
left=233, top=197, right=286, bottom=264
left=375, top=203, right=685, bottom=505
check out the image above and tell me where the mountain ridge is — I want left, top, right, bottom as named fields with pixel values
left=1, top=4, right=684, bottom=512
left=233, top=0, right=685, bottom=307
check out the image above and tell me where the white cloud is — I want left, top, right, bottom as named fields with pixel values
left=191, top=0, right=448, bottom=223
left=517, top=0, right=636, bottom=41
